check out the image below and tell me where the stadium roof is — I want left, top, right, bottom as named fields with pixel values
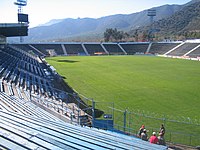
left=0, top=23, right=28, bottom=37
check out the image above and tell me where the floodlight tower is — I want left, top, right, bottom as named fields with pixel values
left=147, top=9, right=156, bottom=41
left=14, top=0, right=27, bottom=13
left=14, top=0, right=28, bottom=42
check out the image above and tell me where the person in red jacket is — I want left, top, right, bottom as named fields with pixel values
left=149, top=132, right=158, bottom=144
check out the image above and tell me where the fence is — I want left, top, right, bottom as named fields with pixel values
left=92, top=101, right=200, bottom=147
left=50, top=91, right=200, bottom=147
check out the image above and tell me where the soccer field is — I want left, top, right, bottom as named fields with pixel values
left=46, top=55, right=200, bottom=119
left=47, top=55, right=200, bottom=145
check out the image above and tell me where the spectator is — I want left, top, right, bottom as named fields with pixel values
left=159, top=124, right=165, bottom=136
left=137, top=124, right=145, bottom=137
left=158, top=132, right=166, bottom=145
left=158, top=124, right=166, bottom=145
left=141, top=129, right=148, bottom=141
left=149, top=132, right=158, bottom=144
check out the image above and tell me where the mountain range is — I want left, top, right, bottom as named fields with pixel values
left=151, top=0, right=200, bottom=35
left=22, top=0, right=198, bottom=42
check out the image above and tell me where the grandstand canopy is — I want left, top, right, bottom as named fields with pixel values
left=0, top=23, right=28, bottom=37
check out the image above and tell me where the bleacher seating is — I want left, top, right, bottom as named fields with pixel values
left=30, top=44, right=64, bottom=56
left=64, top=44, right=86, bottom=55
left=13, top=44, right=44, bottom=56
left=0, top=44, right=87, bottom=122
left=119, top=43, right=149, bottom=55
left=84, top=44, right=107, bottom=55
left=187, top=46, right=200, bottom=58
left=167, top=43, right=200, bottom=56
left=149, top=43, right=180, bottom=55
left=0, top=92, right=60, bottom=121
left=0, top=110, right=167, bottom=149
left=9, top=42, right=200, bottom=58
left=102, top=43, right=125, bottom=55
left=0, top=45, right=53, bottom=96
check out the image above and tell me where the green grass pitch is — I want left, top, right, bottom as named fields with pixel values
left=47, top=55, right=200, bottom=145
left=46, top=55, right=200, bottom=119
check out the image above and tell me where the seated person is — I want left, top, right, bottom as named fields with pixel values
left=149, top=132, right=158, bottom=144
left=141, top=129, right=148, bottom=141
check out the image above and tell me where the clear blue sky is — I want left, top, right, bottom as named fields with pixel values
left=0, top=0, right=191, bottom=27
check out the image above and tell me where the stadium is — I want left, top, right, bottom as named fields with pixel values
left=0, top=0, right=200, bottom=150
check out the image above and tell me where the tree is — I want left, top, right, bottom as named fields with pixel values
left=104, top=28, right=129, bottom=42
left=104, top=28, right=114, bottom=42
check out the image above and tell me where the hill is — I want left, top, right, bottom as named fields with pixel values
left=133, top=0, right=200, bottom=40
left=24, top=4, right=183, bottom=42
left=153, top=0, right=200, bottom=36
